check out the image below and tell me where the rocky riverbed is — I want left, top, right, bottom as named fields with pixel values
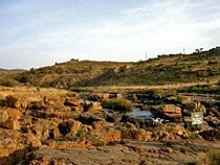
left=0, top=86, right=219, bottom=164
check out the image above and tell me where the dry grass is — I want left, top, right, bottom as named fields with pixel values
left=0, top=86, right=70, bottom=102
left=197, top=151, right=220, bottom=165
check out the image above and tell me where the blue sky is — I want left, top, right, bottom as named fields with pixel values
left=0, top=0, right=220, bottom=69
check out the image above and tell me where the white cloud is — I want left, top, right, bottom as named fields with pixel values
left=0, top=0, right=220, bottom=69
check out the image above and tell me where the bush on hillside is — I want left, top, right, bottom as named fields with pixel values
left=0, top=79, right=20, bottom=87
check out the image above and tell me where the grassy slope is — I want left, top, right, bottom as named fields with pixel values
left=11, top=47, right=220, bottom=89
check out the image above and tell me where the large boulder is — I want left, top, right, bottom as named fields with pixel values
left=58, top=119, right=83, bottom=139
left=4, top=108, right=22, bottom=120
left=159, top=104, right=182, bottom=120
left=0, top=95, right=27, bottom=109
left=152, top=123, right=188, bottom=141
left=3, top=119, right=20, bottom=130
left=64, top=97, right=83, bottom=107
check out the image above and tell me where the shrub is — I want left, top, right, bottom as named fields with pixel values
left=17, top=75, right=29, bottom=83
left=102, top=98, right=133, bottom=112
left=185, top=130, right=199, bottom=139
left=207, top=151, right=220, bottom=165
left=0, top=79, right=20, bottom=87
left=197, top=151, right=220, bottom=165
left=75, top=126, right=84, bottom=139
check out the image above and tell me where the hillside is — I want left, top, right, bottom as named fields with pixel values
left=0, top=69, right=25, bottom=87
left=10, top=47, right=220, bottom=89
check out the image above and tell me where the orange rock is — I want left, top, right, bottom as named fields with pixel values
left=3, top=119, right=20, bottom=130
left=4, top=108, right=22, bottom=119
left=84, top=101, right=102, bottom=112
left=134, top=129, right=152, bottom=141
left=92, top=120, right=112, bottom=129
left=0, top=110, right=8, bottom=124
left=53, top=128, right=62, bottom=138
left=31, top=139, right=42, bottom=148
left=160, top=104, right=182, bottom=119
left=27, top=132, right=37, bottom=142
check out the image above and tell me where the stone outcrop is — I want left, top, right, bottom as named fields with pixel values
left=159, top=104, right=182, bottom=120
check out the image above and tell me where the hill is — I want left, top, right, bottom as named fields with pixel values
left=0, top=69, right=25, bottom=87
left=9, top=47, right=220, bottom=89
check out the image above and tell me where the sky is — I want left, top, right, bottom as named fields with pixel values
left=0, top=0, right=220, bottom=69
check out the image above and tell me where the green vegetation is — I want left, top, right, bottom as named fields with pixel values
left=75, top=126, right=84, bottom=139
left=102, top=98, right=133, bottom=112
left=185, top=130, right=199, bottom=139
left=0, top=72, right=21, bottom=87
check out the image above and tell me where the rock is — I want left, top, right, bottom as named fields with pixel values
left=134, top=129, right=152, bottom=141
left=184, top=101, right=206, bottom=116
left=4, top=108, right=22, bottom=120
left=88, top=93, right=109, bottom=101
left=26, top=132, right=37, bottom=142
left=52, top=128, right=62, bottom=139
left=93, top=127, right=122, bottom=143
left=31, top=139, right=42, bottom=148
left=205, top=116, right=220, bottom=128
left=120, top=115, right=144, bottom=128
left=92, top=120, right=113, bottom=129
left=79, top=112, right=103, bottom=125
left=31, top=122, right=49, bottom=140
left=159, top=104, right=182, bottom=120
left=199, top=129, right=220, bottom=141
left=152, top=123, right=188, bottom=141
left=28, top=100, right=46, bottom=110
left=160, top=147, right=173, bottom=153
left=58, top=119, right=82, bottom=137
left=0, top=95, right=27, bottom=109
left=0, top=110, right=8, bottom=124
left=84, top=101, right=102, bottom=112
left=3, top=119, right=20, bottom=130
left=64, top=97, right=82, bottom=106
left=71, top=105, right=84, bottom=113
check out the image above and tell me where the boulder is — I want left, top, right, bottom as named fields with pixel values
left=28, top=100, right=46, bottom=110
left=159, top=104, right=182, bottom=120
left=64, top=97, right=82, bottom=106
left=0, top=110, right=8, bottom=124
left=31, top=122, right=49, bottom=140
left=31, top=139, right=42, bottom=148
left=184, top=101, right=206, bottom=116
left=58, top=119, right=82, bottom=137
left=92, top=120, right=113, bottom=129
left=152, top=123, right=188, bottom=141
left=84, top=101, right=102, bottom=112
left=87, top=93, right=109, bottom=101
left=3, top=119, right=20, bottom=130
left=199, top=129, right=220, bottom=141
left=1, top=95, right=27, bottom=109
left=79, top=112, right=103, bottom=125
left=4, top=108, right=22, bottom=120
left=134, top=129, right=152, bottom=141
